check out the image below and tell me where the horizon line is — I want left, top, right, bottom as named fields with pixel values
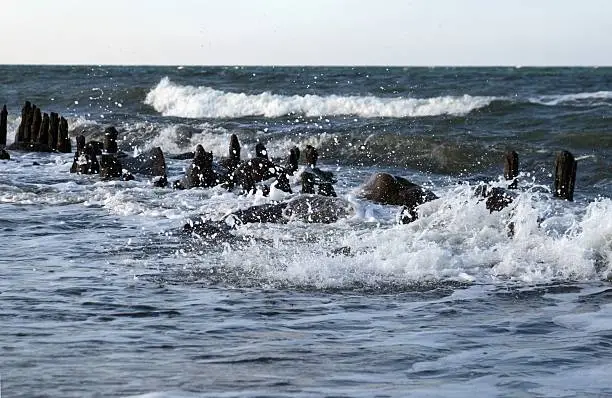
left=0, top=63, right=610, bottom=68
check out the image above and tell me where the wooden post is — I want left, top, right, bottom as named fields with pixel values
left=30, top=107, right=42, bottom=143
left=103, top=126, right=118, bottom=153
left=228, top=133, right=240, bottom=171
left=39, top=113, right=50, bottom=145
left=16, top=101, right=32, bottom=143
left=57, top=116, right=71, bottom=153
left=0, top=105, right=7, bottom=146
left=504, top=150, right=519, bottom=188
left=75, top=135, right=86, bottom=153
left=554, top=150, right=577, bottom=201
left=301, top=172, right=316, bottom=194
left=49, top=112, right=59, bottom=150
left=23, top=104, right=35, bottom=142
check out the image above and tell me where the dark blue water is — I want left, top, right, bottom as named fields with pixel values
left=0, top=66, right=611, bottom=397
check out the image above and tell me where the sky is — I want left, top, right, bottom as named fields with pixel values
left=0, top=0, right=610, bottom=66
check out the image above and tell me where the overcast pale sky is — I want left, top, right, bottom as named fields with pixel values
left=0, top=0, right=610, bottom=65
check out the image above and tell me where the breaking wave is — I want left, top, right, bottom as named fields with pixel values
left=144, top=77, right=496, bottom=119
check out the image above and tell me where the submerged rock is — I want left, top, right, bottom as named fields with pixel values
left=359, top=172, right=438, bottom=223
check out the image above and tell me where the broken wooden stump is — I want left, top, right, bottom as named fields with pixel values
left=554, top=150, right=577, bottom=201
left=504, top=150, right=519, bottom=189
left=0, top=105, right=7, bottom=146
left=104, top=126, right=119, bottom=153
left=49, top=112, right=59, bottom=150
left=15, top=101, right=32, bottom=143
left=57, top=117, right=71, bottom=153
left=30, top=107, right=42, bottom=143
left=39, top=113, right=50, bottom=145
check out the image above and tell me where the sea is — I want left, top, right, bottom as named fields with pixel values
left=0, top=66, right=611, bottom=397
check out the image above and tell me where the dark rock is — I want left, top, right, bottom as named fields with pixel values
left=0, top=148, right=9, bottom=160
left=223, top=195, right=353, bottom=226
left=119, top=147, right=167, bottom=184
left=284, top=195, right=352, bottom=223
left=360, top=172, right=438, bottom=223
left=152, top=175, right=168, bottom=188
left=175, top=144, right=218, bottom=189
left=475, top=184, right=515, bottom=213
left=226, top=202, right=289, bottom=225
left=100, top=153, right=123, bottom=180
left=182, top=219, right=237, bottom=242
left=229, top=144, right=284, bottom=194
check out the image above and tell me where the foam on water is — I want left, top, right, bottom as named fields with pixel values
left=175, top=180, right=612, bottom=289
left=142, top=124, right=232, bottom=155
left=530, top=90, right=612, bottom=106
left=2, top=148, right=610, bottom=290
left=144, top=77, right=495, bottom=119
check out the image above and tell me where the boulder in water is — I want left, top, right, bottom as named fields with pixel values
left=360, top=172, right=438, bottom=223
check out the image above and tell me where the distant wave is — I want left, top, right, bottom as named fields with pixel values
left=530, top=91, right=612, bottom=106
left=144, top=77, right=496, bottom=119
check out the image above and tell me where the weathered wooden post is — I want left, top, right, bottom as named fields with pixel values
left=554, top=150, right=577, bottom=201
left=15, top=101, right=32, bottom=143
left=30, top=107, right=42, bottom=144
left=23, top=104, right=35, bottom=142
left=75, top=135, right=86, bottom=153
left=103, top=126, right=119, bottom=153
left=39, top=113, right=50, bottom=145
left=229, top=133, right=240, bottom=170
left=504, top=150, right=519, bottom=188
left=49, top=112, right=59, bottom=150
left=0, top=105, right=7, bottom=146
left=57, top=116, right=71, bottom=153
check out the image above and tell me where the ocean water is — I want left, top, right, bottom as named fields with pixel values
left=0, top=66, right=611, bottom=397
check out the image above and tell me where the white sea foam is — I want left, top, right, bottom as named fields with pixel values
left=2, top=151, right=609, bottom=288
left=142, top=124, right=231, bottom=155
left=67, top=115, right=99, bottom=131
left=196, top=183, right=612, bottom=287
left=142, top=123, right=334, bottom=161
left=144, top=77, right=495, bottom=119
left=530, top=91, right=612, bottom=106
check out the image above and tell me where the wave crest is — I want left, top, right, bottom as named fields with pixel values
left=531, top=91, right=612, bottom=106
left=144, top=77, right=495, bottom=119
